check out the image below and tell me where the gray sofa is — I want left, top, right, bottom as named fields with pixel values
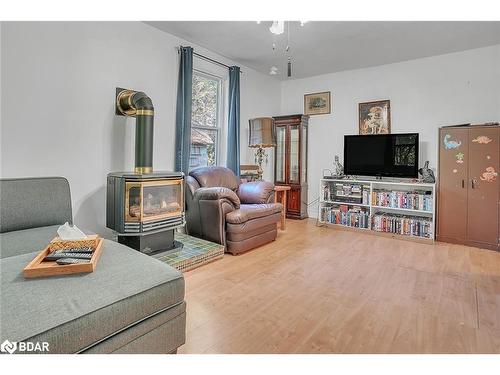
left=0, top=177, right=186, bottom=354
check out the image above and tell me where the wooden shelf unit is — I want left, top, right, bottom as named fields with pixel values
left=318, top=178, right=436, bottom=242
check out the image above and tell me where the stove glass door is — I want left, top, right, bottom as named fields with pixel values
left=142, top=180, right=183, bottom=221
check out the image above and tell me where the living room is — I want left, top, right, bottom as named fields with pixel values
left=1, top=1, right=500, bottom=373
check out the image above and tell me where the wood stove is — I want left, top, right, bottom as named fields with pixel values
left=106, top=88, right=185, bottom=255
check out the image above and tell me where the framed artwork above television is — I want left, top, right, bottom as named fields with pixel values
left=358, top=100, right=391, bottom=135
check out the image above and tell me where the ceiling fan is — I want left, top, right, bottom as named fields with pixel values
left=258, top=21, right=307, bottom=78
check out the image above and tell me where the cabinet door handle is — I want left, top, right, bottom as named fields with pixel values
left=471, top=178, right=477, bottom=189
left=461, top=179, right=465, bottom=188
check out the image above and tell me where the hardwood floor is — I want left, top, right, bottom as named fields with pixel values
left=179, top=219, right=500, bottom=353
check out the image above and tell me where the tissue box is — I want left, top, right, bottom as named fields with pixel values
left=49, top=234, right=99, bottom=252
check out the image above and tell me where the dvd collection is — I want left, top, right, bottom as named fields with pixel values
left=320, top=205, right=433, bottom=238
left=371, top=212, right=433, bottom=238
left=371, top=189, right=433, bottom=211
left=320, top=205, right=370, bottom=229
left=323, top=182, right=370, bottom=205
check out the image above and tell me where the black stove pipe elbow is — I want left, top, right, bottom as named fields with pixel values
left=116, top=89, right=154, bottom=174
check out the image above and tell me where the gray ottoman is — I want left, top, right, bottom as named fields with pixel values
left=0, top=177, right=186, bottom=354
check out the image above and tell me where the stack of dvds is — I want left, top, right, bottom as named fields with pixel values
left=371, top=189, right=433, bottom=211
left=324, top=182, right=369, bottom=204
left=362, top=188, right=370, bottom=205
left=320, top=205, right=369, bottom=229
left=320, top=205, right=331, bottom=222
left=371, top=212, right=433, bottom=238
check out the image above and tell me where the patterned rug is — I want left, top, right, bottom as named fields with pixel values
left=156, top=232, right=224, bottom=272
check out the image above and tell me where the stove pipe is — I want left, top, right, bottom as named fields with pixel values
left=116, top=88, right=154, bottom=174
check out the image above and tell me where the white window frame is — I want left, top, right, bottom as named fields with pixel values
left=191, top=69, right=225, bottom=168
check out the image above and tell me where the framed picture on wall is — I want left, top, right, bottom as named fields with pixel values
left=304, top=91, right=331, bottom=115
left=358, top=100, right=391, bottom=135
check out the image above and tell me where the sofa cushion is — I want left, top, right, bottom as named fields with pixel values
left=82, top=302, right=186, bottom=354
left=237, top=181, right=274, bottom=204
left=0, top=225, right=61, bottom=259
left=194, top=187, right=241, bottom=208
left=0, top=238, right=184, bottom=354
left=189, top=166, right=240, bottom=190
left=0, top=177, right=72, bottom=233
left=225, top=203, right=282, bottom=224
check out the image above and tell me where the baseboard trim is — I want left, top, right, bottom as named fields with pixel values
left=436, top=235, right=499, bottom=252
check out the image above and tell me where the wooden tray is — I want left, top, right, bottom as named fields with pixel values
left=23, top=235, right=104, bottom=278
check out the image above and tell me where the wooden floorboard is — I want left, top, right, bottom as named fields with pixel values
left=179, top=219, right=500, bottom=353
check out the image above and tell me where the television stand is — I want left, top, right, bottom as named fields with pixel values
left=318, top=177, right=435, bottom=242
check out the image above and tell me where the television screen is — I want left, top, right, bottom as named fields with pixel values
left=343, top=133, right=419, bottom=178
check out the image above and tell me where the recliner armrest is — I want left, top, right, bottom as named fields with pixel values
left=194, top=187, right=241, bottom=208
left=237, top=181, right=275, bottom=204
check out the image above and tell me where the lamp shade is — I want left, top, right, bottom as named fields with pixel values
left=248, top=117, right=276, bottom=148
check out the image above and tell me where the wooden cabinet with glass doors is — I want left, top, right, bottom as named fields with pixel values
left=273, top=114, right=309, bottom=219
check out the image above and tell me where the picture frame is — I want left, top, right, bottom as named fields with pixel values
left=304, top=91, right=331, bottom=116
left=358, top=100, right=391, bottom=135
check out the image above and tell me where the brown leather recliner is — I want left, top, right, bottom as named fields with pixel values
left=185, top=166, right=282, bottom=255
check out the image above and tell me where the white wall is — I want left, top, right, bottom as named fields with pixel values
left=0, top=22, right=281, bottom=236
left=280, top=45, right=500, bottom=217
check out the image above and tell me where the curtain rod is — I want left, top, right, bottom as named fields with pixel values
left=177, top=46, right=243, bottom=74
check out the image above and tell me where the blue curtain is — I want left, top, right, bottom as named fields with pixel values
left=175, top=46, right=193, bottom=175
left=227, top=66, right=241, bottom=176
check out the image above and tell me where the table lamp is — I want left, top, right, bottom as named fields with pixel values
left=248, top=117, right=276, bottom=180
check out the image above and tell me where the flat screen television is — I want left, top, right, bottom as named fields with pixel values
left=343, top=133, right=419, bottom=178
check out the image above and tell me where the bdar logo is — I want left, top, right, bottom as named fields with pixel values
left=1, top=340, right=17, bottom=354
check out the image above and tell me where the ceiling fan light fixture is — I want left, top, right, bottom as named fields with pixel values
left=269, top=66, right=279, bottom=75
left=269, top=21, right=285, bottom=35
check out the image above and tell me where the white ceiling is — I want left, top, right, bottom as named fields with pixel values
left=145, top=21, right=500, bottom=80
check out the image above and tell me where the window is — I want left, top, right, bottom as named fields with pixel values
left=189, top=71, right=222, bottom=170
